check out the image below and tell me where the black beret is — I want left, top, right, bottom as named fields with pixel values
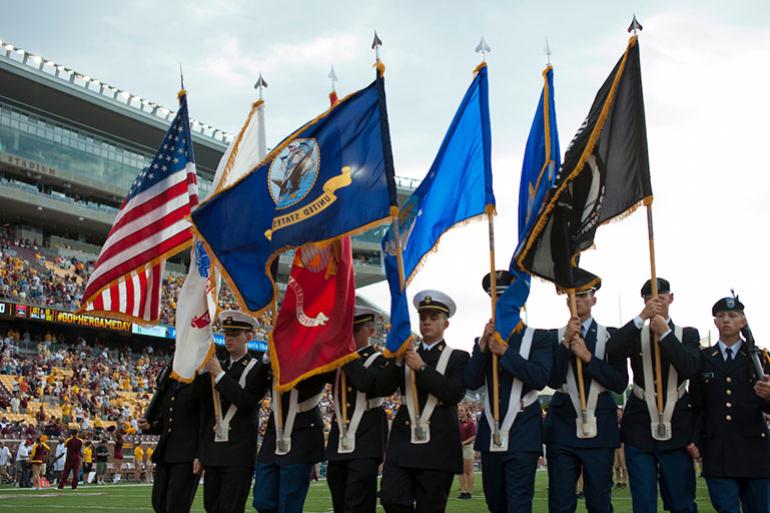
left=712, top=297, right=745, bottom=316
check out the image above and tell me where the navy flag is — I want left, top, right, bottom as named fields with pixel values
left=192, top=72, right=397, bottom=314
left=382, top=63, right=494, bottom=355
left=515, top=36, right=652, bottom=292
left=495, top=65, right=560, bottom=340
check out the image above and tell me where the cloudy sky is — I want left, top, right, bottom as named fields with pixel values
left=3, top=1, right=769, bottom=351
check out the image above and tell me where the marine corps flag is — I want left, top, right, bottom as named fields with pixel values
left=515, top=36, right=652, bottom=291
left=191, top=72, right=397, bottom=315
left=271, top=238, right=357, bottom=391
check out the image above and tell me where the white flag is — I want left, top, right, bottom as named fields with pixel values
left=171, top=100, right=267, bottom=382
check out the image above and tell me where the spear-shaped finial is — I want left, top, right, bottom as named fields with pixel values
left=544, top=37, right=552, bottom=66
left=475, top=37, right=491, bottom=62
left=628, top=14, right=643, bottom=35
left=328, top=65, right=339, bottom=106
left=328, top=65, right=338, bottom=92
left=179, top=62, right=185, bottom=90
left=371, top=31, right=383, bottom=62
left=254, top=73, right=268, bottom=100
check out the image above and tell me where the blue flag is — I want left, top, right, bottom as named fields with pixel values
left=192, top=74, right=397, bottom=314
left=383, top=64, right=494, bottom=355
left=495, top=65, right=560, bottom=339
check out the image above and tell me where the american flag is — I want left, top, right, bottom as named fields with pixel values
left=78, top=91, right=199, bottom=323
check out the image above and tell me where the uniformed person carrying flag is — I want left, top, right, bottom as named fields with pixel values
left=606, top=278, right=701, bottom=513
left=545, top=285, right=628, bottom=513
left=379, top=290, right=470, bottom=513
left=464, top=271, right=555, bottom=513
left=326, top=306, right=400, bottom=513
left=200, top=310, right=271, bottom=513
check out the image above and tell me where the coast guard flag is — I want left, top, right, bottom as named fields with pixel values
left=383, top=63, right=494, bottom=354
left=495, top=65, right=560, bottom=340
left=515, top=37, right=652, bottom=291
left=171, top=99, right=267, bottom=382
left=192, top=73, right=397, bottom=315
left=79, top=91, right=198, bottom=323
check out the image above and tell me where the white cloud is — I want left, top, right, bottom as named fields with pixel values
left=195, top=33, right=367, bottom=87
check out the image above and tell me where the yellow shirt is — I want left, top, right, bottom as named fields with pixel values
left=134, top=447, right=144, bottom=460
left=145, top=448, right=154, bottom=461
left=84, top=447, right=93, bottom=464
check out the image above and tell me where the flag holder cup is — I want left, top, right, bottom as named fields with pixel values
left=652, top=414, right=672, bottom=441
left=578, top=411, right=598, bottom=439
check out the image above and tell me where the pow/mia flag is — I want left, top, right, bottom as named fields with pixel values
left=515, top=36, right=652, bottom=292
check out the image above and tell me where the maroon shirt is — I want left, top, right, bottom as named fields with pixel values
left=64, top=436, right=83, bottom=462
left=460, top=418, right=476, bottom=443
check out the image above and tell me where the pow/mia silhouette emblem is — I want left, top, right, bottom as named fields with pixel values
left=268, top=138, right=320, bottom=210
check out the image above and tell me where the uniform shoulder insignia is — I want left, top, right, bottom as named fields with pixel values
left=710, top=349, right=719, bottom=357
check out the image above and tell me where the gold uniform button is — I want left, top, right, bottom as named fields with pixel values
left=726, top=377, right=732, bottom=383
left=725, top=415, right=732, bottom=421
left=347, top=387, right=353, bottom=392
left=726, top=389, right=732, bottom=396
left=405, top=421, right=410, bottom=426
left=726, top=402, right=732, bottom=408
left=762, top=433, right=767, bottom=438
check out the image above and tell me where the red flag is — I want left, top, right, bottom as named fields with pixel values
left=270, top=237, right=357, bottom=391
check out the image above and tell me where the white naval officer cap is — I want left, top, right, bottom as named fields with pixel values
left=218, top=309, right=258, bottom=332
left=413, top=290, right=456, bottom=318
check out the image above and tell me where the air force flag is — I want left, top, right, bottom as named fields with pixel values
left=383, top=63, right=494, bottom=354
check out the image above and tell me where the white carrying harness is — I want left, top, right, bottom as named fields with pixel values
left=272, top=385, right=324, bottom=456
left=483, top=327, right=539, bottom=452
left=635, top=325, right=685, bottom=441
left=214, top=358, right=258, bottom=443
left=557, top=324, right=609, bottom=439
left=334, top=352, right=384, bottom=454
left=405, top=347, right=454, bottom=444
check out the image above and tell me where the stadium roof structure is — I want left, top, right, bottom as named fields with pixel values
left=0, top=39, right=228, bottom=176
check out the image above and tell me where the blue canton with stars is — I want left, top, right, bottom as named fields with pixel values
left=126, top=94, right=196, bottom=201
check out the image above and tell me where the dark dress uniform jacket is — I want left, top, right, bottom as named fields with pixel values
left=326, top=347, right=400, bottom=463
left=690, top=344, right=770, bottom=478
left=259, top=372, right=332, bottom=466
left=384, top=340, right=469, bottom=474
left=200, top=354, right=270, bottom=468
left=146, top=373, right=210, bottom=464
left=608, top=320, right=700, bottom=451
left=545, top=320, right=628, bottom=449
left=464, top=328, right=554, bottom=455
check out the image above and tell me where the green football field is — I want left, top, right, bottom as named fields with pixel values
left=0, top=472, right=717, bottom=512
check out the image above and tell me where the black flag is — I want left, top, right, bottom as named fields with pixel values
left=515, top=36, right=652, bottom=291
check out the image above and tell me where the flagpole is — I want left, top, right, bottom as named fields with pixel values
left=327, top=71, right=349, bottom=435
left=178, top=66, right=224, bottom=433
left=475, top=36, right=501, bottom=445
left=373, top=30, right=419, bottom=420
left=568, top=289, right=589, bottom=434
left=389, top=211, right=420, bottom=419
left=486, top=207, right=501, bottom=443
left=646, top=204, right=666, bottom=436
left=627, top=14, right=664, bottom=437
left=270, top=299, right=285, bottom=443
